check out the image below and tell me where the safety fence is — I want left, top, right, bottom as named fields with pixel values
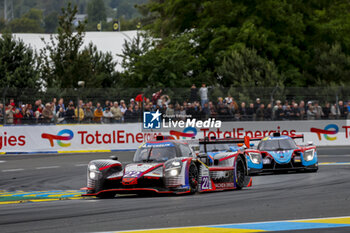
left=1, top=87, right=350, bottom=126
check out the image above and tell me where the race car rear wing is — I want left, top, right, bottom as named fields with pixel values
left=199, top=137, right=248, bottom=153
left=199, top=133, right=304, bottom=152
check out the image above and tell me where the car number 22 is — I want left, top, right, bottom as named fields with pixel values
left=124, top=171, right=141, bottom=177
left=201, top=176, right=210, bottom=190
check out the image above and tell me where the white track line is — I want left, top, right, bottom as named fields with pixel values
left=35, top=166, right=60, bottom=170
left=0, top=160, right=6, bottom=163
left=2, top=168, right=24, bottom=172
left=75, top=164, right=88, bottom=167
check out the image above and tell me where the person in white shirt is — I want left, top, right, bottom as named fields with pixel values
left=199, top=83, right=208, bottom=108
left=103, top=108, right=114, bottom=123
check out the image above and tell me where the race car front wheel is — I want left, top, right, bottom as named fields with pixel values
left=188, top=164, right=199, bottom=194
left=235, top=156, right=246, bottom=190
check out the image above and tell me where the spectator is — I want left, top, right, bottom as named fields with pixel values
left=323, top=102, right=331, bottom=119
left=93, top=106, right=103, bottom=123
left=111, top=102, right=122, bottom=123
left=239, top=102, right=247, bottom=120
left=202, top=102, right=210, bottom=119
left=135, top=92, right=146, bottom=108
left=275, top=104, right=285, bottom=120
left=133, top=105, right=141, bottom=122
left=272, top=100, right=281, bottom=120
left=152, top=90, right=162, bottom=106
left=217, top=102, right=230, bottom=121
left=254, top=98, right=261, bottom=112
left=56, top=98, right=65, bottom=113
left=330, top=103, right=340, bottom=119
left=307, top=106, right=316, bottom=120
left=104, top=100, right=110, bottom=110
left=75, top=104, right=84, bottom=122
left=199, top=83, right=208, bottom=108
left=190, top=84, right=198, bottom=103
left=0, top=103, right=3, bottom=122
left=166, top=104, right=175, bottom=118
left=299, top=101, right=306, bottom=120
left=103, top=107, right=113, bottom=123
left=338, top=101, right=348, bottom=119
left=256, top=104, right=265, bottom=121
left=186, top=103, right=196, bottom=118
left=65, top=105, right=75, bottom=123
left=84, top=106, right=94, bottom=123
left=284, top=105, right=293, bottom=120
left=23, top=108, right=34, bottom=124
left=283, top=100, right=289, bottom=111
left=264, top=103, right=273, bottom=120
left=246, top=103, right=255, bottom=121
left=120, top=100, right=127, bottom=121
left=34, top=105, right=43, bottom=124
left=42, top=103, right=54, bottom=124
left=314, top=102, right=324, bottom=119
left=124, top=105, right=134, bottom=122
left=179, top=106, right=187, bottom=120
left=291, top=103, right=300, bottom=120
left=6, top=105, right=14, bottom=124
left=13, top=109, right=23, bottom=125
left=159, top=95, right=171, bottom=107
left=56, top=107, right=66, bottom=124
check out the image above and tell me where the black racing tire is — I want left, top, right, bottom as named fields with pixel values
left=235, top=156, right=246, bottom=190
left=188, top=163, right=199, bottom=194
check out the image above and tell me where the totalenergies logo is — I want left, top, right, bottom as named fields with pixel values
left=170, top=127, right=197, bottom=139
left=310, top=124, right=339, bottom=141
left=41, top=129, right=74, bottom=147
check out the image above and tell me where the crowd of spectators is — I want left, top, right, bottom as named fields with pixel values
left=1, top=84, right=350, bottom=125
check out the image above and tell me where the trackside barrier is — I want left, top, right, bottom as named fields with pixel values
left=0, top=120, right=349, bottom=154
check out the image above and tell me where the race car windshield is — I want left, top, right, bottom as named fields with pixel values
left=133, top=147, right=177, bottom=162
left=258, top=138, right=298, bottom=151
left=200, top=144, right=230, bottom=152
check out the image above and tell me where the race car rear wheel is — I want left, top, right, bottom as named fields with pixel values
left=188, top=164, right=199, bottom=194
left=235, top=156, right=246, bottom=190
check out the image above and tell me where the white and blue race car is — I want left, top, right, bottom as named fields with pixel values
left=244, top=133, right=318, bottom=174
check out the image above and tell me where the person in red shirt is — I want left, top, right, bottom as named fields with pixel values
left=135, top=91, right=147, bottom=109
left=13, top=109, right=23, bottom=125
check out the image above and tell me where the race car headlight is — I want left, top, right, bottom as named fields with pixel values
left=248, top=153, right=261, bottom=164
left=303, top=149, right=315, bottom=161
left=169, top=169, right=178, bottom=176
left=89, top=171, right=98, bottom=180
left=165, top=159, right=183, bottom=169
left=165, top=159, right=182, bottom=177
left=89, top=164, right=98, bottom=171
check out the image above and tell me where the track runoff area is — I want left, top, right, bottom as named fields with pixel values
left=0, top=147, right=350, bottom=233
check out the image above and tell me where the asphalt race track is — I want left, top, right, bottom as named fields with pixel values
left=0, top=147, right=350, bottom=233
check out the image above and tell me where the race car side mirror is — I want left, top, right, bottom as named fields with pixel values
left=110, top=155, right=119, bottom=161
left=307, top=141, right=313, bottom=146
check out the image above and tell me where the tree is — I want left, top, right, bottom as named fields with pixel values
left=8, top=8, right=44, bottom=33
left=134, top=0, right=350, bottom=87
left=87, top=0, right=106, bottom=30
left=0, top=33, right=39, bottom=89
left=39, top=3, right=118, bottom=88
left=120, top=32, right=207, bottom=87
left=44, top=11, right=59, bottom=33
left=217, top=47, right=284, bottom=87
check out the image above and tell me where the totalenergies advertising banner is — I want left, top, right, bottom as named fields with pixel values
left=0, top=120, right=349, bottom=153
